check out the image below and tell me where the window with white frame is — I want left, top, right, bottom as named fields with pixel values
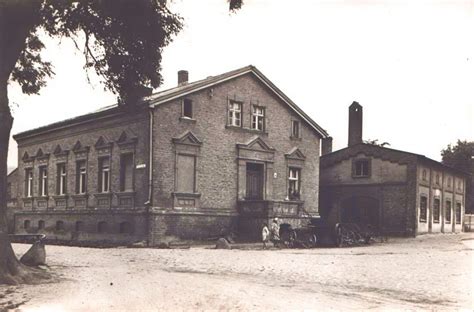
left=251, top=106, right=265, bottom=131
left=228, top=100, right=242, bottom=127
left=98, top=157, right=110, bottom=193
left=353, top=159, right=370, bottom=178
left=57, top=163, right=67, bottom=195
left=39, top=166, right=48, bottom=196
left=76, top=160, right=87, bottom=194
left=25, top=168, right=33, bottom=197
left=288, top=167, right=301, bottom=200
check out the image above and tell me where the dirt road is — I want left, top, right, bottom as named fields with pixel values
left=1, top=233, right=472, bottom=311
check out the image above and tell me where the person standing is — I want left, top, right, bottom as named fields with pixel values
left=270, top=218, right=280, bottom=247
left=261, top=223, right=270, bottom=249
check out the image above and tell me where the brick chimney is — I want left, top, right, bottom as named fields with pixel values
left=321, top=137, right=333, bottom=155
left=348, top=101, right=363, bottom=147
left=178, top=70, right=188, bottom=86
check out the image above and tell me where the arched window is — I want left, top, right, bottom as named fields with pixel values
left=97, top=221, right=108, bottom=233
left=38, top=220, right=45, bottom=230
left=56, top=220, right=64, bottom=231
left=24, top=220, right=31, bottom=229
left=75, top=221, right=84, bottom=232
left=119, top=222, right=133, bottom=234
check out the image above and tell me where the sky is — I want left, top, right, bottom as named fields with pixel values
left=7, top=0, right=474, bottom=171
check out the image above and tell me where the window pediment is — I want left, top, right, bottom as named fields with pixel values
left=22, top=152, right=35, bottom=163
left=117, top=131, right=138, bottom=149
left=53, top=144, right=69, bottom=157
left=72, top=141, right=90, bottom=158
left=237, top=136, right=274, bottom=153
left=172, top=131, right=202, bottom=146
left=285, top=147, right=306, bottom=161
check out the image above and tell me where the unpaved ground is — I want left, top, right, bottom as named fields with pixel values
left=1, top=233, right=472, bottom=311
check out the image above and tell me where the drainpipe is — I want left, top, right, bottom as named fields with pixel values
left=144, top=108, right=154, bottom=246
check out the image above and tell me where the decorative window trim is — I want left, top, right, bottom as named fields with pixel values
left=98, top=156, right=111, bottom=193
left=38, top=166, right=48, bottom=197
left=56, top=163, right=67, bottom=196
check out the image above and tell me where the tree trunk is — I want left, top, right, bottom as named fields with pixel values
left=0, top=0, right=46, bottom=284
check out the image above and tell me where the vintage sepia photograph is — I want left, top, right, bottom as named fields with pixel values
left=0, top=0, right=473, bottom=310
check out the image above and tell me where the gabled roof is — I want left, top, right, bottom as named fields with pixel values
left=145, top=65, right=329, bottom=138
left=13, top=65, right=329, bottom=140
left=321, top=143, right=469, bottom=176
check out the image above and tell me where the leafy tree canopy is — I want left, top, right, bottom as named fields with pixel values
left=441, top=140, right=474, bottom=174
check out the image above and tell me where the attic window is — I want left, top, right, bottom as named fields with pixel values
left=353, top=159, right=370, bottom=178
left=291, top=120, right=300, bottom=138
left=182, top=98, right=193, bottom=119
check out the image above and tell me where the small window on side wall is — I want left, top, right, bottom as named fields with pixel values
left=182, top=98, right=193, bottom=119
left=291, top=120, right=300, bottom=138
left=455, top=203, right=461, bottom=224
left=433, top=198, right=440, bottom=223
left=353, top=159, right=370, bottom=178
left=419, top=196, right=427, bottom=223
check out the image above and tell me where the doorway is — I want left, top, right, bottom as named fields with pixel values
left=341, top=196, right=379, bottom=229
left=246, top=163, right=264, bottom=200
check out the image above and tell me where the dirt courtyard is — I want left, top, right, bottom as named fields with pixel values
left=1, top=233, right=472, bottom=311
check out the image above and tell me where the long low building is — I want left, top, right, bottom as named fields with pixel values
left=10, top=65, right=330, bottom=245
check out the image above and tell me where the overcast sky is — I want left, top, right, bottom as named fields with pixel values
left=7, top=0, right=474, bottom=170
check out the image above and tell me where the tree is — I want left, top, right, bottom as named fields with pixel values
left=441, top=140, right=474, bottom=214
left=363, top=139, right=390, bottom=147
left=0, top=0, right=242, bottom=284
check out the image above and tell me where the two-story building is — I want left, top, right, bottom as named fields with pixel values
left=319, top=102, right=467, bottom=236
left=11, top=65, right=330, bottom=245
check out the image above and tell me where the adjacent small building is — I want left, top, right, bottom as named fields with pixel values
left=319, top=102, right=467, bottom=236
left=10, top=65, right=329, bottom=245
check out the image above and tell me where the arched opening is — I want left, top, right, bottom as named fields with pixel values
left=38, top=220, right=45, bottom=230
left=97, top=221, right=108, bottom=234
left=24, top=220, right=30, bottom=229
left=341, top=196, right=379, bottom=229
left=119, top=222, right=133, bottom=234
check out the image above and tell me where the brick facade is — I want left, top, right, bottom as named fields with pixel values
left=320, top=143, right=467, bottom=236
left=10, top=66, right=328, bottom=245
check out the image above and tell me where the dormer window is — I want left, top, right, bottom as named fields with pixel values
left=182, top=98, right=193, bottom=119
left=353, top=159, right=370, bottom=178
